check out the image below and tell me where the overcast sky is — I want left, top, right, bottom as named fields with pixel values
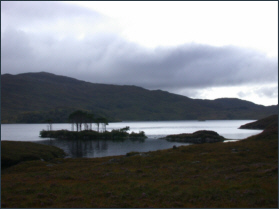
left=1, top=1, right=278, bottom=106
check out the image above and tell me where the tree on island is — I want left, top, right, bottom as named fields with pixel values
left=83, top=112, right=92, bottom=130
left=68, top=110, right=87, bottom=132
left=68, top=110, right=108, bottom=132
left=120, top=126, right=130, bottom=132
left=99, top=117, right=109, bottom=132
left=87, top=113, right=95, bottom=131
left=94, top=117, right=109, bottom=133
left=45, top=119, right=53, bottom=131
left=94, top=117, right=101, bottom=133
left=40, top=115, right=148, bottom=140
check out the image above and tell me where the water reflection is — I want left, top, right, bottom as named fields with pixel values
left=37, top=137, right=149, bottom=158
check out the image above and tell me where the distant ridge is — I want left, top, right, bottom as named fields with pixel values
left=1, top=72, right=278, bottom=123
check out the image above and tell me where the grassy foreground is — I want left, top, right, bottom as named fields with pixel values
left=1, top=141, right=66, bottom=169
left=1, top=129, right=278, bottom=208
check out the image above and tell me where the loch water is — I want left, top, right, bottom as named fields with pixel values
left=1, top=120, right=262, bottom=158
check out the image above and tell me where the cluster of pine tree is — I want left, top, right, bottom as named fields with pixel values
left=68, top=110, right=108, bottom=132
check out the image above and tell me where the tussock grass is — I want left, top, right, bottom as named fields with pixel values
left=1, top=129, right=278, bottom=208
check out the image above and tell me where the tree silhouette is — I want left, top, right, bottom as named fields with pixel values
left=120, top=126, right=130, bottom=132
left=45, top=119, right=53, bottom=131
left=68, top=110, right=87, bottom=132
left=94, top=116, right=109, bottom=132
left=86, top=113, right=95, bottom=131
left=95, top=117, right=102, bottom=133
left=99, top=117, right=109, bottom=132
left=68, top=110, right=108, bottom=132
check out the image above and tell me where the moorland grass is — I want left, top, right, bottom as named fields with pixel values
left=1, top=128, right=278, bottom=208
left=1, top=141, right=66, bottom=169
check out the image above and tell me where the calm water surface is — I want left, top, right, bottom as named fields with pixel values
left=1, top=120, right=262, bottom=158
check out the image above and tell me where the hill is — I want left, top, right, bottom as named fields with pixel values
left=239, top=114, right=278, bottom=130
left=1, top=72, right=277, bottom=123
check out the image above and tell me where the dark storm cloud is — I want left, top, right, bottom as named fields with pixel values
left=1, top=1, right=278, bottom=95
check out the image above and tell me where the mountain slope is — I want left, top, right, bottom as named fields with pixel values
left=239, top=114, right=278, bottom=130
left=1, top=72, right=277, bottom=123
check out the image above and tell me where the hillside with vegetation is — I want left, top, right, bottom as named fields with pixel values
left=239, top=114, right=278, bottom=130
left=2, top=72, right=277, bottom=123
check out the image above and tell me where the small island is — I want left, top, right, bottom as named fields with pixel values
left=40, top=127, right=146, bottom=140
left=161, top=130, right=225, bottom=144
left=40, top=110, right=147, bottom=140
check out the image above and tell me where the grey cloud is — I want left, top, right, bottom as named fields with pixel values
left=90, top=43, right=277, bottom=89
left=1, top=1, right=278, bottom=97
left=1, top=28, right=33, bottom=59
left=237, top=86, right=278, bottom=101
left=1, top=1, right=102, bottom=27
left=237, top=91, right=251, bottom=98
left=254, top=86, right=278, bottom=98
left=1, top=28, right=277, bottom=92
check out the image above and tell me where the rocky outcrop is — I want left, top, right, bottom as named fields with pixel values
left=162, top=130, right=225, bottom=144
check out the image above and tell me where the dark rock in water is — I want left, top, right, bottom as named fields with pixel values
left=163, top=130, right=224, bottom=144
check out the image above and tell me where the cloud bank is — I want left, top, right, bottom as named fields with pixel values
left=2, top=28, right=277, bottom=89
left=1, top=1, right=278, bottom=105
